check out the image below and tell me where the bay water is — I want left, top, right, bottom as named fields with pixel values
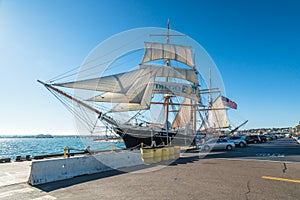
left=0, top=136, right=125, bottom=160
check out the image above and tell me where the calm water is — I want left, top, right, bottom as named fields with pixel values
left=0, top=137, right=125, bottom=160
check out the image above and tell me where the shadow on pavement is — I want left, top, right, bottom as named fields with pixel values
left=35, top=169, right=125, bottom=192
left=170, top=156, right=200, bottom=166
left=34, top=155, right=201, bottom=192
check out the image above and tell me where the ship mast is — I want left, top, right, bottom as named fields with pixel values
left=165, top=19, right=171, bottom=133
left=150, top=19, right=186, bottom=144
left=165, top=20, right=171, bottom=144
left=209, top=68, right=213, bottom=107
left=150, top=20, right=201, bottom=142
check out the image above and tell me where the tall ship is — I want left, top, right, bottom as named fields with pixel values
left=38, top=21, right=239, bottom=149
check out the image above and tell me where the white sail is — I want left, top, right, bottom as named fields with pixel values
left=139, top=65, right=198, bottom=84
left=88, top=92, right=132, bottom=103
left=85, top=65, right=199, bottom=104
left=110, top=103, right=149, bottom=112
left=203, top=96, right=230, bottom=129
left=87, top=70, right=153, bottom=105
left=55, top=65, right=198, bottom=93
left=172, top=98, right=192, bottom=128
left=153, top=81, right=200, bottom=102
left=142, top=42, right=195, bottom=68
left=54, top=69, right=145, bottom=93
left=110, top=77, right=155, bottom=112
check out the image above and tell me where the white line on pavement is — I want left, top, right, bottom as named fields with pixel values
left=214, top=158, right=300, bottom=164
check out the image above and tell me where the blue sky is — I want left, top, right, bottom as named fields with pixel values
left=0, top=0, right=299, bottom=134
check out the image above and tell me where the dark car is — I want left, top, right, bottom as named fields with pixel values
left=245, top=135, right=261, bottom=144
left=259, top=135, right=267, bottom=143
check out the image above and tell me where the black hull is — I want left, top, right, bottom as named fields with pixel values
left=114, top=128, right=195, bottom=149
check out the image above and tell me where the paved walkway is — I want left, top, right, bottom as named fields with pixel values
left=0, top=161, right=31, bottom=187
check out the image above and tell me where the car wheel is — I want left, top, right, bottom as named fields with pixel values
left=254, top=140, right=258, bottom=144
left=226, top=145, right=233, bottom=151
left=204, top=145, right=210, bottom=151
left=239, top=142, right=246, bottom=148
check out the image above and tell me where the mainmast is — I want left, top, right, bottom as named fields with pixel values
left=150, top=20, right=201, bottom=137
left=209, top=68, right=212, bottom=107
left=165, top=20, right=171, bottom=143
left=165, top=19, right=171, bottom=132
left=150, top=19, right=186, bottom=143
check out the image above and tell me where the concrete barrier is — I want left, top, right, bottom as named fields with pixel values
left=28, top=151, right=143, bottom=185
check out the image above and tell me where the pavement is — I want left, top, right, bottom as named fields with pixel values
left=0, top=138, right=299, bottom=200
left=185, top=137, right=300, bottom=163
left=0, top=161, right=31, bottom=187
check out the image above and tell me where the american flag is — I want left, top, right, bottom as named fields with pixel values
left=221, top=96, right=237, bottom=109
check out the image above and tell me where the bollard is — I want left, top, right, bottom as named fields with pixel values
left=63, top=147, right=67, bottom=158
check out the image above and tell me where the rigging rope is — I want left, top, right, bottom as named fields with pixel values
left=48, top=49, right=142, bottom=83
left=46, top=87, right=97, bottom=131
left=47, top=34, right=145, bottom=83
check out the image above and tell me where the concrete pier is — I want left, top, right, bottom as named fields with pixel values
left=28, top=150, right=143, bottom=185
left=0, top=161, right=31, bottom=187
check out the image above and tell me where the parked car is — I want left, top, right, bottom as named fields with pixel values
left=292, top=135, right=299, bottom=141
left=245, top=135, right=261, bottom=144
left=260, top=135, right=267, bottom=143
left=198, top=138, right=235, bottom=151
left=296, top=136, right=300, bottom=144
left=270, top=135, right=277, bottom=140
left=225, top=136, right=247, bottom=147
left=265, top=135, right=274, bottom=141
left=193, top=133, right=206, bottom=145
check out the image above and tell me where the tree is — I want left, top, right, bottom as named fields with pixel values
left=296, top=121, right=300, bottom=131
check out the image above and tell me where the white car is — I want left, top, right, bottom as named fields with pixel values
left=225, top=136, right=247, bottom=147
left=198, top=138, right=235, bottom=151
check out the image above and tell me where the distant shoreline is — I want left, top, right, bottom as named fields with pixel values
left=0, top=135, right=109, bottom=138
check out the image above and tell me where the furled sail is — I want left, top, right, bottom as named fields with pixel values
left=142, top=42, right=195, bottom=68
left=172, top=98, right=192, bottom=128
left=202, top=96, right=230, bottom=129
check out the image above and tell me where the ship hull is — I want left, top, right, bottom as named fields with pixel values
left=114, top=127, right=195, bottom=149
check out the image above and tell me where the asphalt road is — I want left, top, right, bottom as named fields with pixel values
left=0, top=138, right=299, bottom=200
left=191, top=137, right=300, bottom=163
